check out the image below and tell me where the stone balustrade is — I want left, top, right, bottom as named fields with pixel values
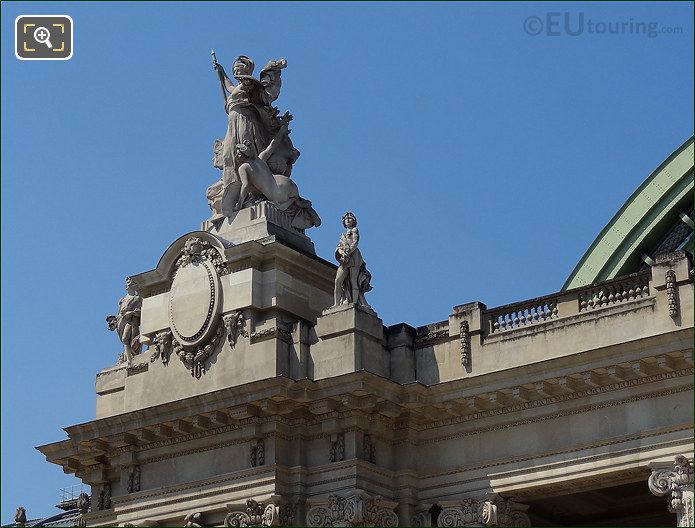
left=485, top=269, right=652, bottom=335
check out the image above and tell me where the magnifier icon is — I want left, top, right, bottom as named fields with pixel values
left=33, top=26, right=53, bottom=49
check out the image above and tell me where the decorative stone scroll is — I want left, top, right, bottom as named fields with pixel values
left=306, top=493, right=399, bottom=527
left=649, top=455, right=694, bottom=527
left=438, top=496, right=530, bottom=527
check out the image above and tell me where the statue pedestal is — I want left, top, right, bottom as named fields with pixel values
left=202, top=201, right=315, bottom=255
left=312, top=303, right=389, bottom=380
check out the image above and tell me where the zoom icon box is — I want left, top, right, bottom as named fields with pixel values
left=16, top=15, right=73, bottom=60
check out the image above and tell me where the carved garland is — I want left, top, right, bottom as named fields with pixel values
left=460, top=320, right=470, bottom=367
left=665, top=269, right=679, bottom=318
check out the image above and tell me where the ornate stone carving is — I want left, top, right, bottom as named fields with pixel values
left=251, top=439, right=265, bottom=467
left=96, top=483, right=111, bottom=510
left=329, top=433, right=345, bottom=462
left=649, top=455, right=694, bottom=527
left=363, top=434, right=376, bottom=464
left=250, top=321, right=293, bottom=345
left=169, top=237, right=227, bottom=378
left=666, top=269, right=680, bottom=318
left=175, top=236, right=228, bottom=276
left=306, top=493, right=398, bottom=527
left=460, top=320, right=471, bottom=367
left=127, top=465, right=141, bottom=493
left=333, top=212, right=373, bottom=310
left=15, top=507, right=26, bottom=526
left=438, top=497, right=530, bottom=527
left=106, top=277, right=142, bottom=365
left=172, top=325, right=224, bottom=379
left=225, top=499, right=280, bottom=527
left=150, top=330, right=172, bottom=365
left=224, top=311, right=248, bottom=348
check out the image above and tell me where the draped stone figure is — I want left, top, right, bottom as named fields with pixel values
left=211, top=53, right=317, bottom=224
left=333, top=212, right=373, bottom=308
left=106, top=277, right=142, bottom=365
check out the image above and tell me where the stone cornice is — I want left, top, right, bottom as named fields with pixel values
left=38, top=351, right=693, bottom=475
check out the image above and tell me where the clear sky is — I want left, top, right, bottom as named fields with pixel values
left=1, top=1, right=693, bottom=522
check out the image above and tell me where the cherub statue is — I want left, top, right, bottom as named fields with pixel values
left=107, top=277, right=142, bottom=365
left=333, top=212, right=373, bottom=308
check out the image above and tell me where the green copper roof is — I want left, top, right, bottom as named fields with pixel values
left=563, top=137, right=694, bottom=290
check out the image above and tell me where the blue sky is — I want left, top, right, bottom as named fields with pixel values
left=1, top=1, right=693, bottom=522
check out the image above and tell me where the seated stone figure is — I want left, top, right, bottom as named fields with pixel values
left=233, top=124, right=321, bottom=230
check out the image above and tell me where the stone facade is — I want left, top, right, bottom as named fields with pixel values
left=36, top=227, right=694, bottom=525
left=35, top=55, right=694, bottom=526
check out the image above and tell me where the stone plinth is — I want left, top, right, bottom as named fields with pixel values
left=202, top=201, right=315, bottom=255
left=312, top=304, right=388, bottom=379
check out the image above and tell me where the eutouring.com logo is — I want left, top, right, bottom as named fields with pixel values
left=523, top=12, right=683, bottom=38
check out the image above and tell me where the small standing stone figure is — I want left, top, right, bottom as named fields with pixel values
left=333, top=212, right=373, bottom=309
left=106, top=277, right=142, bottom=365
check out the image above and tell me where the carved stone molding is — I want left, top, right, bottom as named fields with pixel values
left=460, top=320, right=470, bottom=367
left=649, top=455, right=694, bottom=527
left=306, top=492, right=398, bottom=527
left=224, top=311, right=248, bottom=348
left=438, top=496, right=530, bottom=527
left=250, top=322, right=293, bottom=345
left=329, top=433, right=345, bottom=462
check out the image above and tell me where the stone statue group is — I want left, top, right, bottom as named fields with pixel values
left=107, top=53, right=373, bottom=367
left=206, top=53, right=320, bottom=230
